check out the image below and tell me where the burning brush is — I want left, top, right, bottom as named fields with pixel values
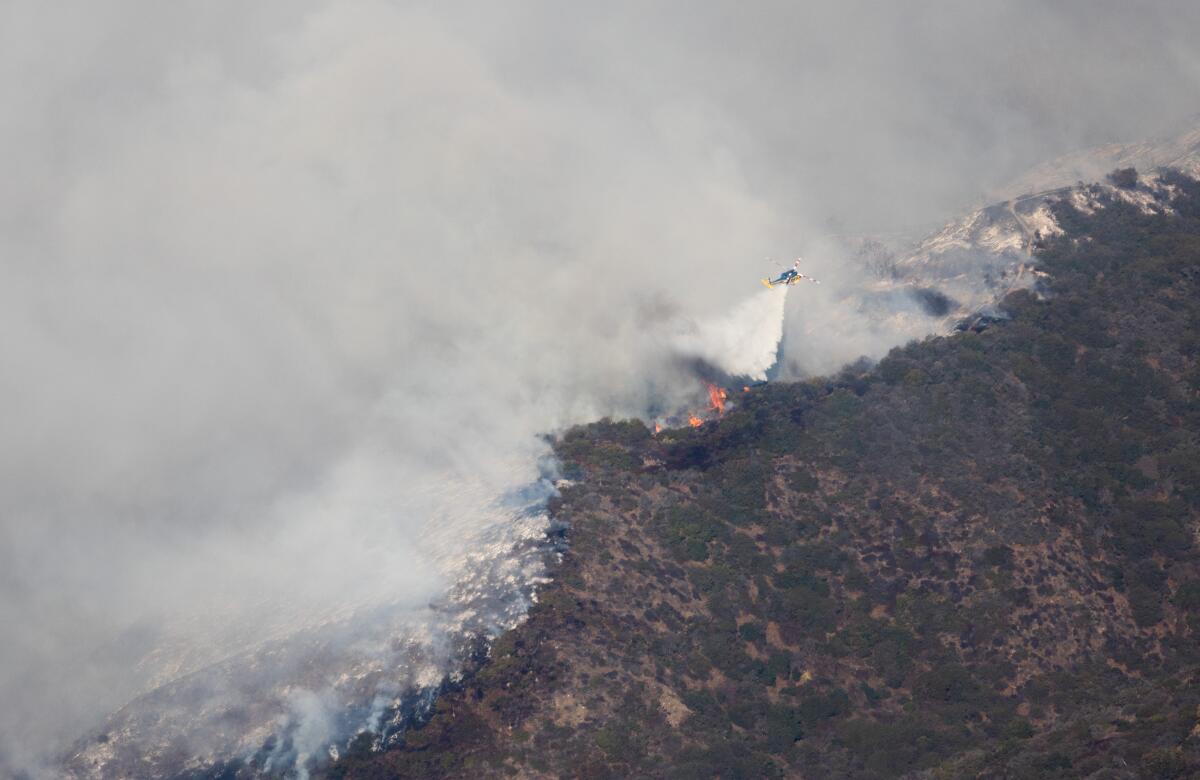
left=706, top=382, right=727, bottom=416
left=656, top=381, right=734, bottom=433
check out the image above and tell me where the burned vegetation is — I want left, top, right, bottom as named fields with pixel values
left=329, top=174, right=1200, bottom=779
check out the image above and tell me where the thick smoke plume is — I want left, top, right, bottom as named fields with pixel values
left=672, top=289, right=789, bottom=382
left=2, top=1, right=1199, bottom=776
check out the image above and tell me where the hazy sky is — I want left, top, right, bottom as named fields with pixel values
left=2, top=1, right=1198, bottom=774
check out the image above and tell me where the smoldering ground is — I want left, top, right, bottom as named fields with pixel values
left=2, top=1, right=1199, bottom=775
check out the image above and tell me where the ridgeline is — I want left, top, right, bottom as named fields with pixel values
left=329, top=172, right=1200, bottom=779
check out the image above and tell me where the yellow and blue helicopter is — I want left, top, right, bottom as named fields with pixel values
left=761, top=258, right=819, bottom=289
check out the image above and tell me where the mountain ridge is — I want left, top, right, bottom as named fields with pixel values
left=326, top=170, right=1200, bottom=779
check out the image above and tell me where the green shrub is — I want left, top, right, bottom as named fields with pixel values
left=1128, top=584, right=1164, bottom=627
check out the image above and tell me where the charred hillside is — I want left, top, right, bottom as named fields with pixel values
left=329, top=172, right=1200, bottom=780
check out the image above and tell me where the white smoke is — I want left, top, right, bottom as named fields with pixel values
left=265, top=690, right=335, bottom=780
left=672, top=288, right=789, bottom=381
left=779, top=251, right=939, bottom=379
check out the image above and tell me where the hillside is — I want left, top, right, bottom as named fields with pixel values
left=990, top=124, right=1200, bottom=203
left=326, top=171, right=1200, bottom=780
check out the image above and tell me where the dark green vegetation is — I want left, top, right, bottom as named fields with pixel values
left=330, top=174, right=1200, bottom=779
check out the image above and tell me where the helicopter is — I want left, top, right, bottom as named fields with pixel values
left=761, top=258, right=819, bottom=288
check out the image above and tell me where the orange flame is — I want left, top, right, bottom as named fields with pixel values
left=706, top=382, right=728, bottom=416
left=688, top=415, right=703, bottom=428
left=654, top=422, right=663, bottom=434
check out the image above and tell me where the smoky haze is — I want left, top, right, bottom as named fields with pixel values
left=2, top=0, right=1198, bottom=774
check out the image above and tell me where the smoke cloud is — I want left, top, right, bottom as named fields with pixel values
left=672, top=288, right=789, bottom=382
left=2, top=1, right=1198, bottom=775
